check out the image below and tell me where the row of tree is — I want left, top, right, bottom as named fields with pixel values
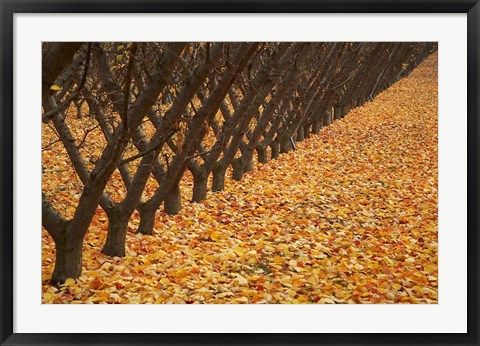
left=42, top=42, right=437, bottom=284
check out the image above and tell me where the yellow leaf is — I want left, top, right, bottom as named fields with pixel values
left=233, top=246, right=245, bottom=257
left=210, top=231, right=222, bottom=241
left=277, top=244, right=289, bottom=253
left=307, top=276, right=317, bottom=285
left=354, top=263, right=364, bottom=270
left=424, top=264, right=436, bottom=273
left=256, top=207, right=267, bottom=214
left=43, top=291, right=54, bottom=302
left=236, top=296, right=249, bottom=303
left=64, top=278, right=76, bottom=287
left=160, top=278, right=170, bottom=285
left=50, top=85, right=62, bottom=91
left=235, top=274, right=248, bottom=286
left=392, top=283, right=402, bottom=291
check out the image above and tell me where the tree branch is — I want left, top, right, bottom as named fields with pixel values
left=42, top=44, right=92, bottom=123
left=42, top=193, right=67, bottom=242
left=119, top=130, right=175, bottom=166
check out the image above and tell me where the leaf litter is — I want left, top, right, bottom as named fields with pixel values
left=42, top=52, right=438, bottom=304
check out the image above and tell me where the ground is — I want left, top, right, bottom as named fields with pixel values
left=42, top=52, right=438, bottom=304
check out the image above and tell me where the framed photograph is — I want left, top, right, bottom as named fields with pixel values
left=1, top=0, right=478, bottom=345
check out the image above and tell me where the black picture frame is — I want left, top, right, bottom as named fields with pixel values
left=1, top=1, right=478, bottom=345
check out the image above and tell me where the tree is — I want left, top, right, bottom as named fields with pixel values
left=42, top=41, right=437, bottom=285
left=42, top=42, right=187, bottom=283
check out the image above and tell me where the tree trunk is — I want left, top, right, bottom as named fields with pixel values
left=102, top=208, right=129, bottom=257
left=297, top=126, right=305, bottom=142
left=324, top=111, right=332, bottom=126
left=192, top=172, right=208, bottom=202
left=304, top=124, right=311, bottom=139
left=334, top=104, right=342, bottom=120
left=280, top=134, right=291, bottom=154
left=42, top=42, right=84, bottom=102
left=244, top=159, right=254, bottom=173
left=232, top=158, right=244, bottom=181
left=256, top=145, right=268, bottom=164
left=312, top=119, right=322, bottom=134
left=164, top=184, right=181, bottom=215
left=341, top=104, right=349, bottom=118
left=357, top=96, right=364, bottom=107
left=51, top=230, right=83, bottom=285
left=270, top=141, right=280, bottom=159
left=212, top=165, right=227, bottom=192
left=137, top=204, right=156, bottom=235
left=75, top=99, right=84, bottom=119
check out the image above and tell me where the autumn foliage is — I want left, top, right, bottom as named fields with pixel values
left=42, top=50, right=438, bottom=304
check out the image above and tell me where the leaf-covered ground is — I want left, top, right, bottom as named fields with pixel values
left=42, top=52, right=438, bottom=304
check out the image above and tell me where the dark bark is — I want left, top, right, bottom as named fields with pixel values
left=192, top=172, right=209, bottom=202
left=164, top=184, right=182, bottom=215
left=212, top=164, right=227, bottom=192
left=46, top=102, right=114, bottom=210
left=270, top=141, right=280, bottom=159
left=334, top=104, right=342, bottom=120
left=41, top=41, right=436, bottom=285
left=324, top=110, right=332, bottom=126
left=232, top=158, right=244, bottom=181
left=256, top=145, right=268, bottom=164
left=102, top=143, right=159, bottom=255
left=312, top=118, right=323, bottom=134
left=139, top=43, right=259, bottom=218
left=304, top=124, right=311, bottom=139
left=42, top=42, right=84, bottom=102
left=341, top=103, right=349, bottom=118
left=236, top=44, right=311, bottom=179
left=211, top=44, right=305, bottom=185
left=102, top=207, right=129, bottom=257
left=137, top=204, right=157, bottom=235
left=42, top=43, right=187, bottom=282
left=42, top=193, right=67, bottom=242
left=51, top=229, right=83, bottom=285
left=43, top=194, right=82, bottom=285
left=280, top=134, right=291, bottom=154
left=297, top=126, right=305, bottom=142
left=244, top=159, right=254, bottom=173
